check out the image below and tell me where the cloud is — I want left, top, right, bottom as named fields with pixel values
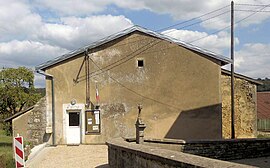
left=162, top=29, right=239, bottom=55
left=37, top=15, right=133, bottom=50
left=234, top=43, right=270, bottom=78
left=0, top=0, right=42, bottom=42
left=31, top=0, right=270, bottom=30
left=0, top=40, right=68, bottom=67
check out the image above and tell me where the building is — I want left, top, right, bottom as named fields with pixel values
left=221, top=69, right=261, bottom=138
left=35, top=26, right=258, bottom=145
left=257, top=92, right=270, bottom=131
left=4, top=98, right=47, bottom=145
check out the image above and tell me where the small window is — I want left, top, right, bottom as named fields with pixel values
left=137, top=59, right=144, bottom=68
left=69, top=112, right=80, bottom=126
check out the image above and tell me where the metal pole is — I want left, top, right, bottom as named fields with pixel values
left=231, top=1, right=235, bottom=139
left=51, top=78, right=56, bottom=145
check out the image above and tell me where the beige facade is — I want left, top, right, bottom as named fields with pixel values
left=43, top=31, right=225, bottom=144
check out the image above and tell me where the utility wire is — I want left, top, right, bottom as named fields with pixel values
left=188, top=3, right=270, bottom=44
left=156, top=5, right=230, bottom=32
left=235, top=3, right=270, bottom=7
left=89, top=57, right=181, bottom=110
left=235, top=9, right=270, bottom=13
left=76, top=3, right=269, bottom=80
left=86, top=10, right=230, bottom=77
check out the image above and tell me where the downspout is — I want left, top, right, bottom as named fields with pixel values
left=36, top=70, right=56, bottom=146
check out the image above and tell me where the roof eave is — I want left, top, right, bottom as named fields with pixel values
left=35, top=25, right=232, bottom=70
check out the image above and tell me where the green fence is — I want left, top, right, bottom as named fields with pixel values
left=258, top=119, right=270, bottom=131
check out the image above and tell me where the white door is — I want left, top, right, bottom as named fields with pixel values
left=67, top=112, right=81, bottom=144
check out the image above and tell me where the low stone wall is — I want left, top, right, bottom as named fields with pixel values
left=182, top=138, right=270, bottom=160
left=138, top=138, right=270, bottom=161
left=107, top=138, right=252, bottom=168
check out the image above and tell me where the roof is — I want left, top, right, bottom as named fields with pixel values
left=257, top=92, right=270, bottom=119
left=221, top=69, right=262, bottom=85
left=36, top=25, right=232, bottom=71
left=4, top=106, right=34, bottom=122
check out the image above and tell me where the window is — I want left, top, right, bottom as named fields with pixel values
left=69, top=112, right=80, bottom=126
left=137, top=59, right=144, bottom=68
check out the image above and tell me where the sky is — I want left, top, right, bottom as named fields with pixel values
left=0, top=0, right=269, bottom=87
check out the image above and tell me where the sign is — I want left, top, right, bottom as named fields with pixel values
left=88, top=118, right=92, bottom=125
left=14, top=136, right=25, bottom=168
left=94, top=111, right=100, bottom=124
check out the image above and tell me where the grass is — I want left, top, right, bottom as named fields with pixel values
left=0, top=129, right=15, bottom=168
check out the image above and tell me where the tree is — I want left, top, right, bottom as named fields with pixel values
left=0, top=67, right=41, bottom=117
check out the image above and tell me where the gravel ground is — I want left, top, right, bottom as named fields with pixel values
left=26, top=145, right=109, bottom=168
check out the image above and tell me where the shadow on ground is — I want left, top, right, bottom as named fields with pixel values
left=232, top=157, right=270, bottom=168
left=95, top=164, right=109, bottom=168
left=0, top=142, right=12, bottom=147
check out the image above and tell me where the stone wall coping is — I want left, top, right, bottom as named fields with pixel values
left=125, top=137, right=270, bottom=145
left=107, top=138, right=254, bottom=168
left=183, top=138, right=270, bottom=144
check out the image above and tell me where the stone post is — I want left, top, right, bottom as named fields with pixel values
left=135, top=105, right=146, bottom=144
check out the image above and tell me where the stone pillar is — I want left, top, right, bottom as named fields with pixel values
left=135, top=105, right=146, bottom=144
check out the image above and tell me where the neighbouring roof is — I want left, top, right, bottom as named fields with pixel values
left=36, top=25, right=232, bottom=71
left=4, top=106, right=34, bottom=122
left=221, top=69, right=262, bottom=85
left=257, top=92, right=270, bottom=119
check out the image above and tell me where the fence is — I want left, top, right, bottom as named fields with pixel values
left=257, top=119, right=270, bottom=131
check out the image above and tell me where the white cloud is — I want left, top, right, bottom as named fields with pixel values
left=0, top=40, right=68, bottom=67
left=0, top=0, right=42, bottom=41
left=162, top=29, right=239, bottom=55
left=31, top=0, right=270, bottom=30
left=37, top=15, right=133, bottom=50
left=235, top=43, right=270, bottom=78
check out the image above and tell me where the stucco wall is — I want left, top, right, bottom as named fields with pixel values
left=13, top=111, right=30, bottom=141
left=45, top=32, right=222, bottom=144
left=221, top=74, right=257, bottom=138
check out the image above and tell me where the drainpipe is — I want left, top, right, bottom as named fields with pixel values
left=36, top=70, right=56, bottom=146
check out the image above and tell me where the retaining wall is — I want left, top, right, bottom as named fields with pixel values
left=141, top=138, right=270, bottom=160
left=107, top=138, right=253, bottom=168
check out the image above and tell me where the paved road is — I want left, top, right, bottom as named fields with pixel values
left=26, top=145, right=109, bottom=168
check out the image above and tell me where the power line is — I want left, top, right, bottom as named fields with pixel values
left=235, top=9, right=270, bottom=13
left=86, top=10, right=230, bottom=77
left=156, top=5, right=230, bottom=32
left=235, top=3, right=270, bottom=7
left=88, top=57, right=181, bottom=110
left=162, top=10, right=230, bottom=34
left=188, top=3, right=270, bottom=44
left=77, top=3, right=270, bottom=81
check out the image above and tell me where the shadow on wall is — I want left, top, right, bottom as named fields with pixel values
left=165, top=104, right=222, bottom=140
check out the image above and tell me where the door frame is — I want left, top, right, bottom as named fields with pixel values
left=63, top=103, right=85, bottom=144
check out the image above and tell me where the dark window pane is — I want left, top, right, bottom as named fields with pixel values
left=69, top=112, right=80, bottom=126
left=138, top=60, right=144, bottom=67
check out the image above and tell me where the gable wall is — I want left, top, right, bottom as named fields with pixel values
left=45, top=32, right=222, bottom=144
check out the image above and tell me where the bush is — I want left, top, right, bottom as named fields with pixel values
left=3, top=122, right=12, bottom=136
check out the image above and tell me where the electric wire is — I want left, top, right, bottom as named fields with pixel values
left=188, top=3, right=270, bottom=43
left=85, top=10, right=230, bottom=78
left=75, top=3, right=270, bottom=81
left=88, top=57, right=181, bottom=110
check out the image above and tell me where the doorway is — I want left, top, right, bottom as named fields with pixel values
left=66, top=111, right=81, bottom=144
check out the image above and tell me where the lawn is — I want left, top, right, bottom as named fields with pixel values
left=0, top=129, right=15, bottom=168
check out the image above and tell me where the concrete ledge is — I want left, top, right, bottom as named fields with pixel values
left=107, top=138, right=253, bottom=168
left=26, top=143, right=47, bottom=164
